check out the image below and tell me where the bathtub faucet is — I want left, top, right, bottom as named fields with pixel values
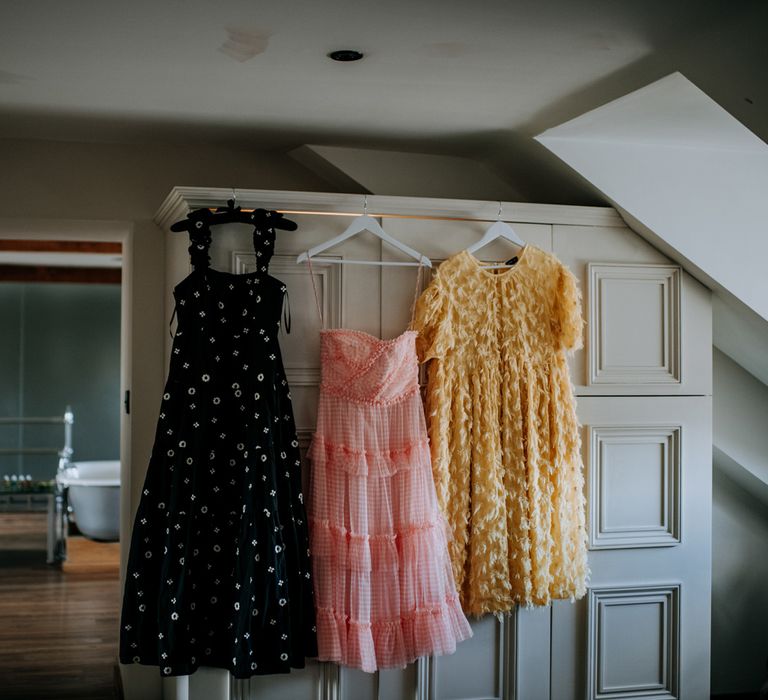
left=57, top=406, right=74, bottom=472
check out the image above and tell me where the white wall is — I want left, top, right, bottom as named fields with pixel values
left=289, top=144, right=522, bottom=200
left=711, top=348, right=768, bottom=694
left=713, top=349, right=768, bottom=489
left=713, top=291, right=768, bottom=391
left=0, top=138, right=336, bottom=220
left=711, top=466, right=768, bottom=695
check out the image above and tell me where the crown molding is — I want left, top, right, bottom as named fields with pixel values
left=154, top=187, right=625, bottom=232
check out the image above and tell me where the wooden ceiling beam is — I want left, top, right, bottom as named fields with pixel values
left=0, top=240, right=122, bottom=254
left=0, top=265, right=121, bottom=284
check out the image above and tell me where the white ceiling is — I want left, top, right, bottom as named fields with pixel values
left=0, top=1, right=765, bottom=167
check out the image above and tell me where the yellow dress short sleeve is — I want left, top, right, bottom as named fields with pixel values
left=552, top=263, right=584, bottom=353
left=411, top=276, right=452, bottom=362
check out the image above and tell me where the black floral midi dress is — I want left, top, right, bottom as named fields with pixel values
left=119, top=222, right=317, bottom=678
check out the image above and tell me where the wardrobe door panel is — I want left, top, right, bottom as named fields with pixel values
left=379, top=665, right=418, bottom=700
left=553, top=225, right=711, bottom=396
left=429, top=615, right=512, bottom=700
left=585, top=584, right=681, bottom=700
left=339, top=667, right=377, bottom=700
left=289, top=386, right=320, bottom=437
left=514, top=607, right=551, bottom=700
left=335, top=665, right=418, bottom=700
left=234, top=661, right=325, bottom=700
left=587, top=424, right=681, bottom=549
left=588, top=263, right=681, bottom=387
left=549, top=598, right=587, bottom=700
left=188, top=668, right=227, bottom=700
left=549, top=396, right=712, bottom=700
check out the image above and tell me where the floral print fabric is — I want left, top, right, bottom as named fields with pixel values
left=119, top=225, right=316, bottom=678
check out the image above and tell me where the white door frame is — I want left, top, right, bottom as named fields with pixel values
left=0, top=218, right=135, bottom=560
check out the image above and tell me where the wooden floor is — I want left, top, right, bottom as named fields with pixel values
left=0, top=513, right=120, bottom=700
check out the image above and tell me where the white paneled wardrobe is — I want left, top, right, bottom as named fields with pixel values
left=149, top=188, right=711, bottom=700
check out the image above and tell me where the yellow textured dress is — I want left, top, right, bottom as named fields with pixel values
left=411, top=246, right=588, bottom=615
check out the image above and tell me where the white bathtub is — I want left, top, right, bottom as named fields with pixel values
left=57, top=460, right=120, bottom=541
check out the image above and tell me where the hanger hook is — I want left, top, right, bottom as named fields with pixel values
left=363, top=194, right=368, bottom=217
left=498, top=201, right=503, bottom=220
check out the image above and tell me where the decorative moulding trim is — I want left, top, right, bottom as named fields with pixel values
left=416, top=654, right=431, bottom=700
left=587, top=425, right=682, bottom=550
left=321, top=662, right=340, bottom=700
left=587, top=263, right=682, bottom=386
left=266, top=253, right=344, bottom=332
left=154, top=187, right=625, bottom=231
left=586, top=584, right=681, bottom=700
left=285, top=368, right=321, bottom=387
left=295, top=417, right=319, bottom=440
left=230, top=675, right=241, bottom=700
left=295, top=428, right=313, bottom=451
left=505, top=611, right=518, bottom=700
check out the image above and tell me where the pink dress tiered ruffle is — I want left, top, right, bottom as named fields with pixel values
left=308, top=328, right=472, bottom=672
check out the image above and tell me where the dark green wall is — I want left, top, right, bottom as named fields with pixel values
left=0, top=282, right=121, bottom=480
left=0, top=286, right=23, bottom=474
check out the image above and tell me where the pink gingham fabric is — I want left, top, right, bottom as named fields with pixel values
left=308, top=328, right=472, bottom=672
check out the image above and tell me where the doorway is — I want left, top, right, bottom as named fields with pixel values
left=0, top=233, right=129, bottom=700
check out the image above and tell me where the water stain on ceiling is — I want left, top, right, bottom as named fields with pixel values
left=218, top=27, right=272, bottom=62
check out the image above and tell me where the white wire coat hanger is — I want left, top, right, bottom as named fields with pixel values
left=296, top=196, right=432, bottom=268
left=465, top=202, right=527, bottom=269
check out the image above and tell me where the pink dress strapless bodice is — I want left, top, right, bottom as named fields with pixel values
left=307, top=328, right=471, bottom=672
left=318, top=329, right=420, bottom=404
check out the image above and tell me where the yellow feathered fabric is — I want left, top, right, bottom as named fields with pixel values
left=411, top=247, right=588, bottom=615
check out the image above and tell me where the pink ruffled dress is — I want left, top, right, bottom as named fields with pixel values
left=306, top=263, right=472, bottom=673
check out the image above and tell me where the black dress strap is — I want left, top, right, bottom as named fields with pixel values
left=252, top=222, right=276, bottom=273
left=178, top=205, right=295, bottom=272
left=188, top=219, right=212, bottom=270
left=186, top=215, right=277, bottom=273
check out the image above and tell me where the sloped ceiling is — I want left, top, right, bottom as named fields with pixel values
left=536, top=73, right=768, bottom=326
